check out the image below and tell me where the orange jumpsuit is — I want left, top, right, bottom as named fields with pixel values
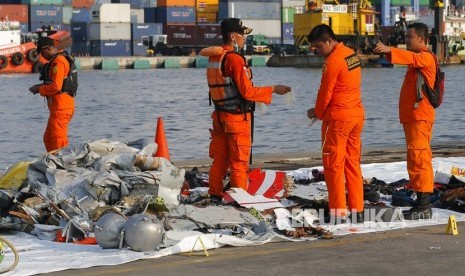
left=208, top=45, right=273, bottom=198
left=387, top=47, right=436, bottom=193
left=313, top=43, right=365, bottom=217
left=39, top=53, right=75, bottom=152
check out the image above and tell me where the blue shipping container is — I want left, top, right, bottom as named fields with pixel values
left=29, top=5, right=63, bottom=23
left=132, top=41, right=148, bottom=56
left=156, top=7, right=195, bottom=24
left=71, top=41, right=91, bottom=56
left=131, top=23, right=163, bottom=40
left=72, top=8, right=91, bottom=23
left=282, top=23, right=293, bottom=41
left=144, top=7, right=156, bottom=23
left=91, top=40, right=132, bottom=56
left=19, top=22, right=29, bottom=33
left=71, top=22, right=90, bottom=42
left=30, top=22, right=70, bottom=32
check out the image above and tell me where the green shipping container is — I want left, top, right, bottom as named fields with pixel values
left=23, top=0, right=64, bottom=5
left=282, top=7, right=295, bottom=23
left=371, top=0, right=430, bottom=6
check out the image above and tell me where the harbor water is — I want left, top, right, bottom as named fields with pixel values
left=0, top=66, right=463, bottom=170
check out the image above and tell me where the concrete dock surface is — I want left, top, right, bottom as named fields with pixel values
left=39, top=143, right=465, bottom=275
left=42, top=222, right=465, bottom=276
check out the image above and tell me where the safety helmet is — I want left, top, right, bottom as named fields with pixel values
left=123, top=213, right=164, bottom=252
left=94, top=213, right=127, bottom=249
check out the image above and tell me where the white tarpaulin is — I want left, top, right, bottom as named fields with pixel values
left=1, top=156, right=465, bottom=275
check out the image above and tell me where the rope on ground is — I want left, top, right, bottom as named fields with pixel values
left=0, top=236, right=19, bottom=273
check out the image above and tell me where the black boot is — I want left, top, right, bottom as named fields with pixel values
left=349, top=211, right=364, bottom=224
left=403, top=192, right=432, bottom=220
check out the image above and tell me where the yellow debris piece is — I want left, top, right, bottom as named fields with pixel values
left=0, top=161, right=30, bottom=190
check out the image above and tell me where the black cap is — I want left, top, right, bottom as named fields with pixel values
left=221, top=18, right=252, bottom=35
left=36, top=36, right=55, bottom=52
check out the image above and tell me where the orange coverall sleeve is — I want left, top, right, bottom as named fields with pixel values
left=39, top=57, right=68, bottom=97
left=314, top=60, right=339, bottom=120
left=223, top=53, right=273, bottom=104
left=388, top=48, right=436, bottom=89
left=387, top=48, right=436, bottom=123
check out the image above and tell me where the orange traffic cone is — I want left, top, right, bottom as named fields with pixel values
left=154, top=117, right=170, bottom=160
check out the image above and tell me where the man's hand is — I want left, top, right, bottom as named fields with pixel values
left=307, top=108, right=316, bottom=120
left=373, top=42, right=391, bottom=54
left=273, top=85, right=291, bottom=95
left=29, top=84, right=41, bottom=95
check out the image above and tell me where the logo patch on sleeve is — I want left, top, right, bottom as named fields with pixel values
left=345, top=54, right=361, bottom=71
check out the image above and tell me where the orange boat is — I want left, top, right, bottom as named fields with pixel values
left=0, top=20, right=72, bottom=74
left=0, top=20, right=40, bottom=73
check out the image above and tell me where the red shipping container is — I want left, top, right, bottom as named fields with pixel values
left=72, top=0, right=94, bottom=9
left=166, top=24, right=222, bottom=46
left=197, top=24, right=222, bottom=46
left=0, top=4, right=28, bottom=23
left=166, top=24, right=197, bottom=46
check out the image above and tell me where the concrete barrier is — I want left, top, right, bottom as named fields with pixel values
left=101, top=59, right=119, bottom=70
left=74, top=55, right=271, bottom=70
left=250, top=56, right=267, bottom=67
left=164, top=57, right=181, bottom=68
left=133, top=59, right=150, bottom=69
left=195, top=56, right=209, bottom=68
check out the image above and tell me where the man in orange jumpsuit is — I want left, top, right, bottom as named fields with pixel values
left=306, top=25, right=365, bottom=223
left=374, top=22, right=436, bottom=220
left=29, top=36, right=75, bottom=153
left=200, top=18, right=291, bottom=204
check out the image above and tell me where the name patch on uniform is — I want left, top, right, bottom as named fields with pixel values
left=345, top=54, right=361, bottom=71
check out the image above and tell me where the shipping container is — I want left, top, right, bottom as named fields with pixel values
left=157, top=0, right=195, bottom=7
left=132, top=40, right=148, bottom=56
left=111, top=0, right=143, bottom=9
left=71, top=22, right=90, bottom=41
left=63, top=6, right=73, bottom=24
left=90, top=22, right=131, bottom=40
left=218, top=1, right=280, bottom=20
left=196, top=24, right=222, bottom=45
left=30, top=22, right=70, bottom=32
left=63, top=0, right=72, bottom=6
left=72, top=8, right=91, bottom=22
left=23, top=0, right=64, bottom=5
left=130, top=8, right=144, bottom=23
left=196, top=0, right=218, bottom=13
left=282, top=22, right=293, bottom=41
left=282, top=0, right=305, bottom=7
left=196, top=11, right=217, bottom=24
left=241, top=19, right=281, bottom=38
left=92, top=3, right=130, bottom=23
left=371, top=0, right=429, bottom=6
left=164, top=24, right=222, bottom=46
left=0, top=0, right=22, bottom=4
left=19, top=22, right=29, bottom=32
left=142, top=0, right=157, bottom=8
left=282, top=7, right=295, bottom=23
left=144, top=7, right=156, bottom=22
left=91, top=39, right=131, bottom=56
left=72, top=0, right=94, bottom=9
left=219, top=0, right=281, bottom=2
left=71, top=41, right=91, bottom=56
left=165, top=24, right=197, bottom=45
left=0, top=4, right=28, bottom=22
left=29, top=5, right=64, bottom=23
left=131, top=23, right=162, bottom=40
left=157, top=6, right=196, bottom=24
